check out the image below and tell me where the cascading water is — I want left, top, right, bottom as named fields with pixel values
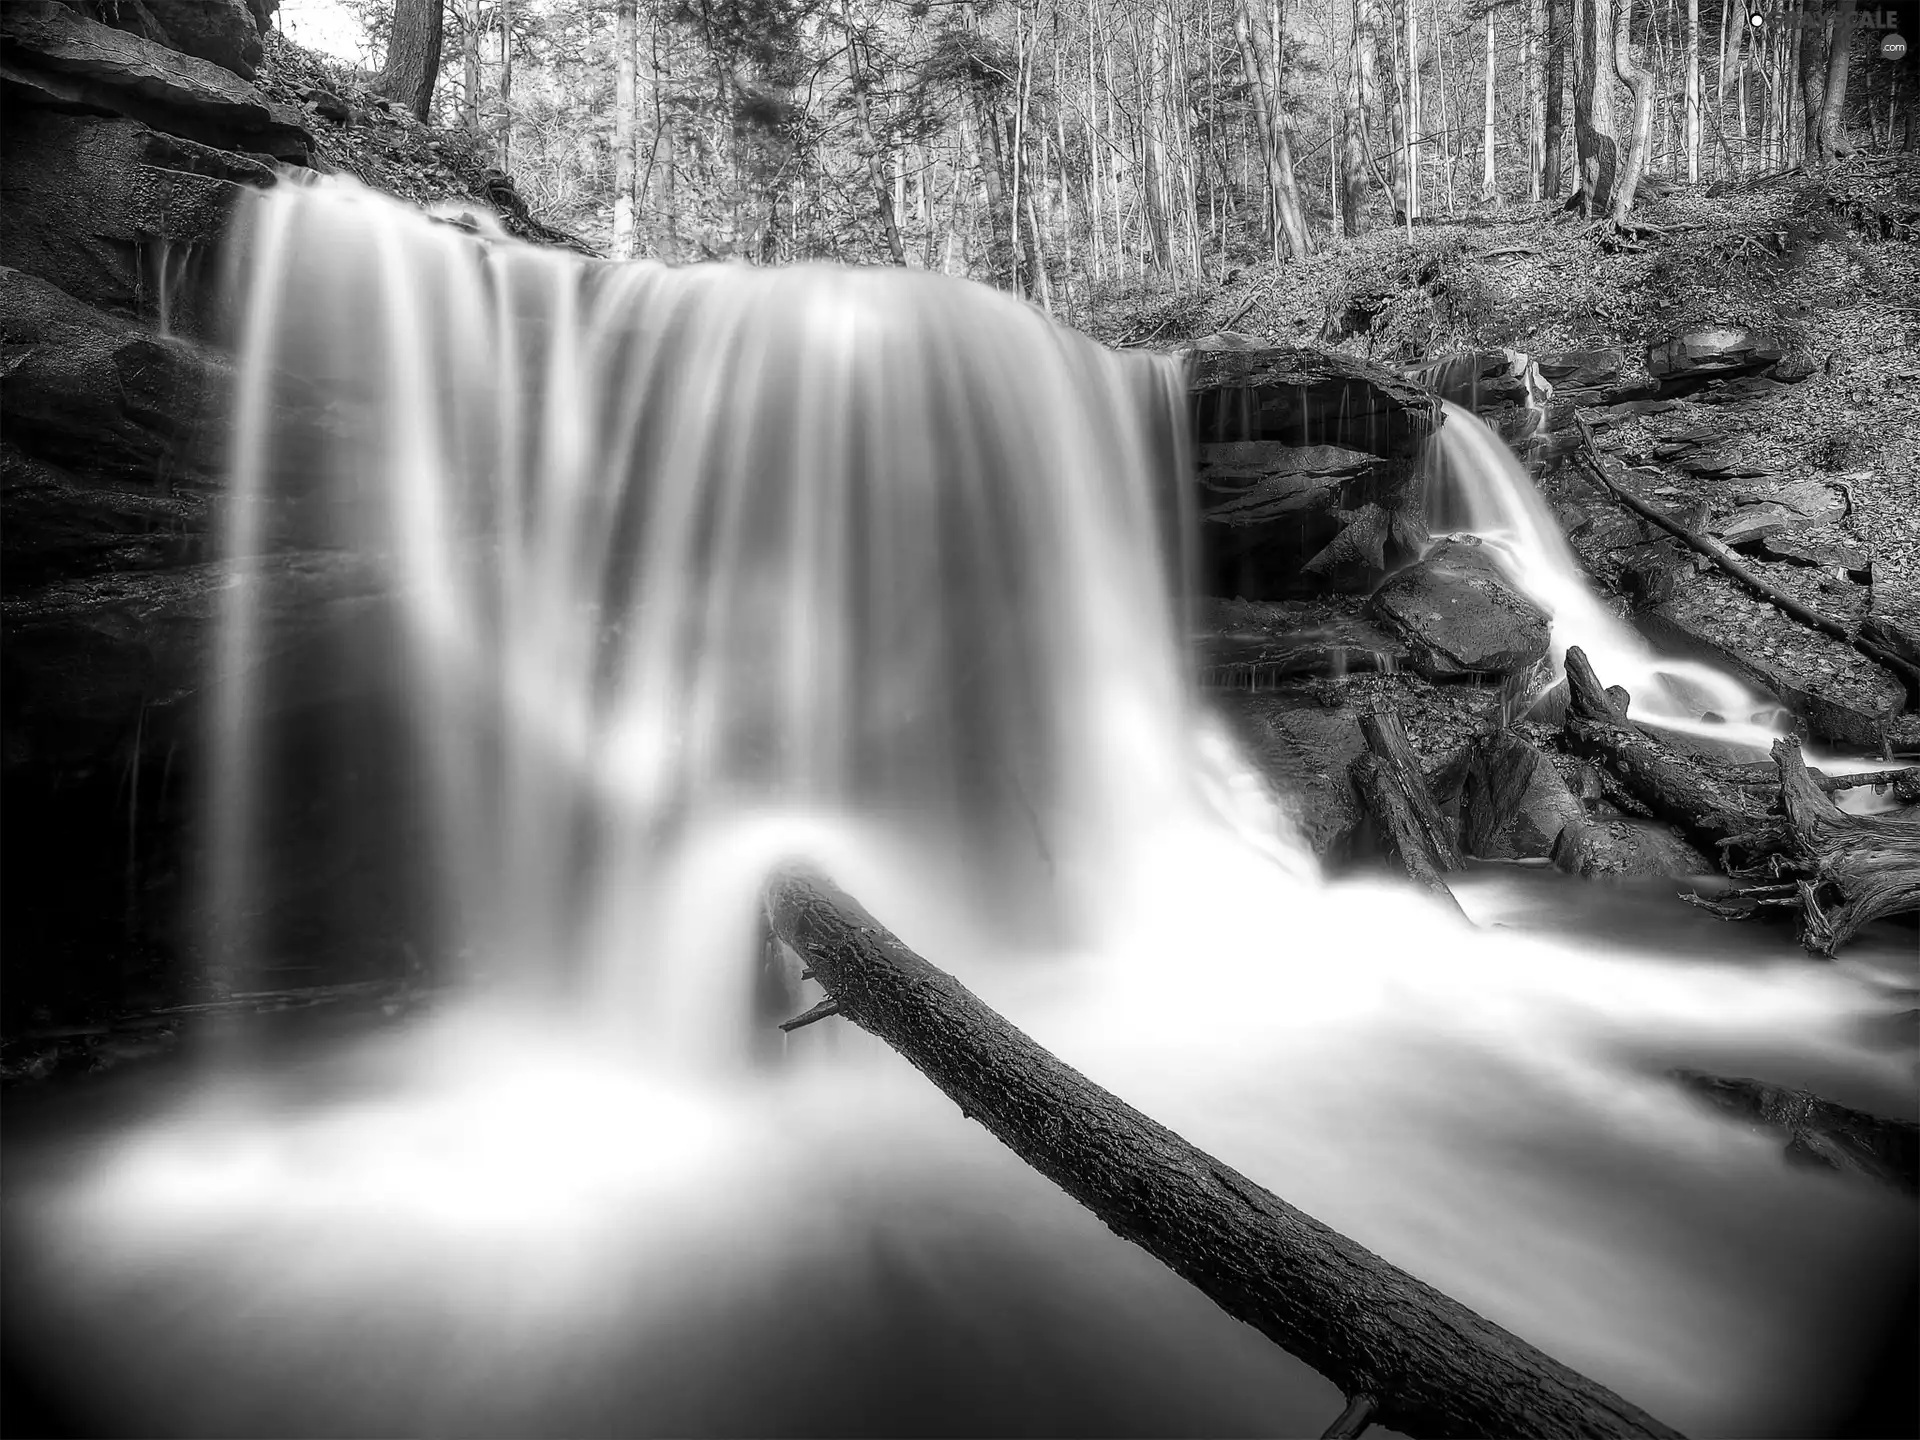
left=1424, top=399, right=1790, bottom=749
left=208, top=176, right=1300, bottom=1065
left=5, top=179, right=1913, bottom=1439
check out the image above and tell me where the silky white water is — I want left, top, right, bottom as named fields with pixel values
left=6, top=179, right=1913, bottom=1439
left=1424, top=399, right=1795, bottom=749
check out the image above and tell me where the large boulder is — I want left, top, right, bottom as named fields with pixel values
left=1368, top=537, right=1552, bottom=682
left=1189, top=346, right=1439, bottom=599
left=0, top=2, right=310, bottom=163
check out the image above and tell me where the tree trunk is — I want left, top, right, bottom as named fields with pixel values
left=462, top=0, right=479, bottom=130
left=844, top=0, right=907, bottom=264
left=378, top=0, right=444, bottom=124
left=657, top=23, right=677, bottom=257
left=1784, top=0, right=1806, bottom=164
left=1545, top=0, right=1569, bottom=192
left=1728, top=0, right=1743, bottom=175
left=1341, top=0, right=1375, bottom=233
left=1817, top=0, right=1857, bottom=161
left=1482, top=11, right=1498, bottom=196
left=1384, top=0, right=1413, bottom=219
left=612, top=0, right=637, bottom=259
left=1609, top=0, right=1656, bottom=218
left=1574, top=0, right=1623, bottom=214
left=1527, top=0, right=1547, bottom=196
left=497, top=0, right=512, bottom=169
left=764, top=867, right=1689, bottom=1440
left=1405, top=0, right=1422, bottom=217
left=1684, top=0, right=1700, bottom=176
left=1235, top=0, right=1313, bottom=257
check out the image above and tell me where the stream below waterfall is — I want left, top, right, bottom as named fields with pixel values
left=4, top=865, right=1915, bottom=1440
left=3, top=177, right=1915, bottom=1440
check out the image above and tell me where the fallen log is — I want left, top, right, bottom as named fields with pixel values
left=765, top=866, right=1687, bottom=1440
left=1771, top=737, right=1920, bottom=955
left=1562, top=714, right=1779, bottom=860
left=1569, top=424, right=1920, bottom=704
left=1357, top=702, right=1465, bottom=867
left=1352, top=756, right=1469, bottom=915
left=1350, top=701, right=1469, bottom=913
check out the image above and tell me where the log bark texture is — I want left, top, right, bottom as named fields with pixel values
left=765, top=866, right=1687, bottom=1440
left=1359, top=704, right=1465, bottom=865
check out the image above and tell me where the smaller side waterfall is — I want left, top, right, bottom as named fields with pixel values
left=1425, top=400, right=1790, bottom=750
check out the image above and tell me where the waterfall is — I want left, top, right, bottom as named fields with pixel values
left=1425, top=399, right=1790, bottom=750
left=15, top=176, right=1906, bottom=1440
left=209, top=177, right=1306, bottom=1063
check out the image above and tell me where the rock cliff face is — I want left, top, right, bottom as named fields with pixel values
left=2, top=2, right=581, bottom=1034
left=1194, top=323, right=1915, bottom=880
left=1186, top=341, right=1439, bottom=599
left=0, top=4, right=325, bottom=1030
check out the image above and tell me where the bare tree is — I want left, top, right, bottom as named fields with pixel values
left=1527, top=0, right=1546, bottom=197
left=1609, top=0, right=1655, bottom=217
left=613, top=0, right=638, bottom=258
left=1236, top=0, right=1314, bottom=256
left=843, top=0, right=908, bottom=263
left=1684, top=0, right=1699, bottom=177
left=1481, top=9, right=1496, bottom=197
left=1544, top=0, right=1568, bottom=193
left=1342, top=0, right=1378, bottom=232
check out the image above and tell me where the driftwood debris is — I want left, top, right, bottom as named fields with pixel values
left=1672, top=1070, right=1919, bottom=1195
left=1559, top=649, right=1780, bottom=858
left=765, top=866, right=1687, bottom=1440
left=1560, top=647, right=1920, bottom=954
left=1351, top=701, right=1468, bottom=912
left=1570, top=423, right=1920, bottom=703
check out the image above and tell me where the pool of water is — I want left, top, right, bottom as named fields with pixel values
left=3, top=867, right=1914, bottom=1440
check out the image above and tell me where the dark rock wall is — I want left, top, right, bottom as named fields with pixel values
left=0, top=2, right=320, bottom=1030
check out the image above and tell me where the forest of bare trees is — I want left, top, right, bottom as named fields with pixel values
left=345, top=0, right=1916, bottom=299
